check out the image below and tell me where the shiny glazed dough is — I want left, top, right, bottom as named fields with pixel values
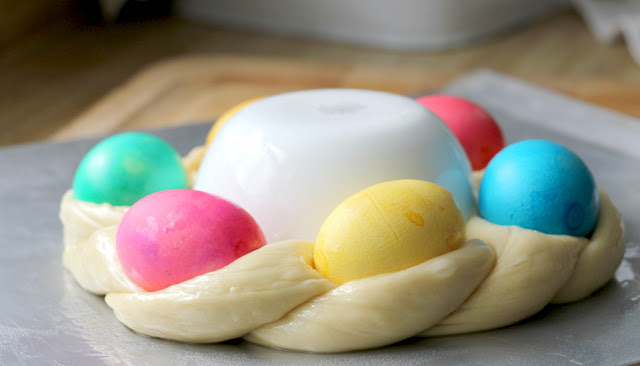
left=60, top=183, right=624, bottom=352
left=246, top=240, right=494, bottom=352
left=60, top=191, right=139, bottom=294
left=552, top=191, right=625, bottom=303
left=106, top=240, right=335, bottom=343
left=421, top=191, right=624, bottom=337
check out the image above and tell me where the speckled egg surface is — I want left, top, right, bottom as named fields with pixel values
left=116, top=189, right=266, bottom=292
left=478, top=139, right=599, bottom=237
left=314, top=179, right=465, bottom=285
left=72, top=132, right=188, bottom=206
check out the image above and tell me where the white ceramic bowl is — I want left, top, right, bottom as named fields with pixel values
left=195, top=89, right=474, bottom=242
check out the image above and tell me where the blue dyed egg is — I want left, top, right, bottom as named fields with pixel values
left=73, top=132, right=189, bottom=206
left=478, top=139, right=599, bottom=237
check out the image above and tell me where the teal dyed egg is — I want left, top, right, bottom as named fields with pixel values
left=73, top=132, right=189, bottom=206
left=479, top=139, right=599, bottom=237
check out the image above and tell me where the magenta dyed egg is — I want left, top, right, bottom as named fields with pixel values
left=116, top=189, right=266, bottom=292
left=416, top=95, right=505, bottom=170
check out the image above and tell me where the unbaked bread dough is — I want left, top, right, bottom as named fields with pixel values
left=60, top=191, right=138, bottom=294
left=245, top=240, right=494, bottom=352
left=106, top=240, right=335, bottom=343
left=59, top=148, right=625, bottom=352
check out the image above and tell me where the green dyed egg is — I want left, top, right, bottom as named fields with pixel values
left=72, top=132, right=189, bottom=206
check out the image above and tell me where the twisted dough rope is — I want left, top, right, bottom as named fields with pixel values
left=59, top=149, right=625, bottom=353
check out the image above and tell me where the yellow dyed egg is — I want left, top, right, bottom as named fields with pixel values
left=206, top=97, right=262, bottom=147
left=314, top=179, right=465, bottom=285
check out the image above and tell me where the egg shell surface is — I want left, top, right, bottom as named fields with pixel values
left=195, top=89, right=475, bottom=243
left=116, top=189, right=266, bottom=292
left=479, top=139, right=599, bottom=237
left=314, top=179, right=465, bottom=285
left=416, top=95, right=505, bottom=170
left=73, top=132, right=188, bottom=206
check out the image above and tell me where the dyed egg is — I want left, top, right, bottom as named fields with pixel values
left=416, top=95, right=505, bottom=170
left=205, top=97, right=262, bottom=147
left=479, top=139, right=599, bottom=237
left=73, top=132, right=188, bottom=206
left=314, top=180, right=465, bottom=285
left=195, top=89, right=474, bottom=243
left=116, top=189, right=266, bottom=292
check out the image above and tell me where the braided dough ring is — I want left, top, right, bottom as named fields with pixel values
left=60, top=149, right=625, bottom=352
left=422, top=191, right=624, bottom=337
left=60, top=188, right=623, bottom=353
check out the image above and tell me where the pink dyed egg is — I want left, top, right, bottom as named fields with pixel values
left=416, top=95, right=505, bottom=170
left=116, top=189, right=266, bottom=292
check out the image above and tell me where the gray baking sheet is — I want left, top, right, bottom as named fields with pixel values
left=1, top=70, right=639, bottom=365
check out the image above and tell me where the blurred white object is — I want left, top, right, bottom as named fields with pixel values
left=573, top=0, right=640, bottom=42
left=573, top=0, right=640, bottom=65
left=175, top=0, right=567, bottom=49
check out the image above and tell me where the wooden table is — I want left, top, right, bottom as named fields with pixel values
left=2, top=10, right=640, bottom=146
